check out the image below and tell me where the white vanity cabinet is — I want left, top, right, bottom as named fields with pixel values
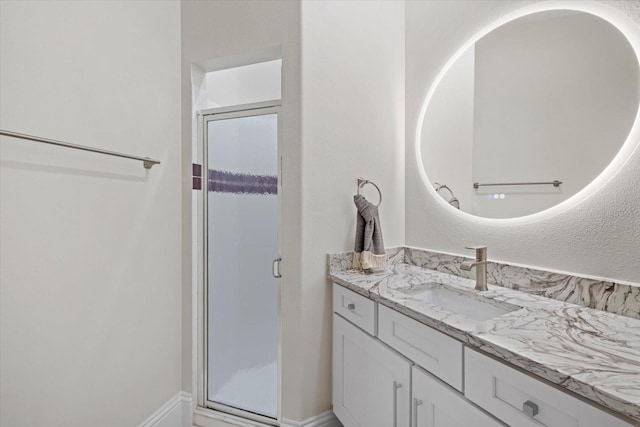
left=332, top=284, right=634, bottom=427
left=333, top=314, right=411, bottom=427
left=332, top=285, right=488, bottom=427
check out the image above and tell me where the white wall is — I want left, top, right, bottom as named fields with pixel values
left=300, top=0, right=405, bottom=418
left=206, top=60, right=282, bottom=108
left=0, top=1, right=182, bottom=426
left=406, top=0, right=640, bottom=283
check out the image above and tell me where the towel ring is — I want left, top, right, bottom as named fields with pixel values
left=357, top=177, right=382, bottom=207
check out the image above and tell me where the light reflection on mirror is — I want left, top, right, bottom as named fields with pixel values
left=420, top=10, right=639, bottom=219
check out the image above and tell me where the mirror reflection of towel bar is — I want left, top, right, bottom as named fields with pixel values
left=473, top=180, right=562, bottom=189
left=434, top=182, right=460, bottom=209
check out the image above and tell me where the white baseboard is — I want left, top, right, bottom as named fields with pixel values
left=139, top=391, right=193, bottom=427
left=194, top=407, right=271, bottom=427
left=281, top=410, right=342, bottom=427
left=193, top=407, right=341, bottom=427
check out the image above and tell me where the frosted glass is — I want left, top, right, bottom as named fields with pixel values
left=207, top=113, right=278, bottom=419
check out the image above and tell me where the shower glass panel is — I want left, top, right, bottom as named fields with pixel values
left=205, top=109, right=279, bottom=420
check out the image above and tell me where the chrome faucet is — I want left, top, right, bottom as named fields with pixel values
left=460, top=246, right=488, bottom=291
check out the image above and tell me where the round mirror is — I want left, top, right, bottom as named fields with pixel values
left=418, top=8, right=640, bottom=219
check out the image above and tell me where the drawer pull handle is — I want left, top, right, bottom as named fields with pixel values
left=523, top=400, right=539, bottom=418
left=347, top=303, right=355, bottom=310
left=393, top=381, right=403, bottom=427
left=412, top=397, right=423, bottom=427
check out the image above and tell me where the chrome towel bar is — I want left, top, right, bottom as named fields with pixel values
left=0, top=129, right=161, bottom=169
left=473, top=180, right=562, bottom=189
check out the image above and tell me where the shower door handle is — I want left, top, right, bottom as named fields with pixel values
left=272, top=258, right=282, bottom=278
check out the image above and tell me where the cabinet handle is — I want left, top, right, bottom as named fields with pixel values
left=412, top=397, right=423, bottom=427
left=393, top=381, right=403, bottom=427
left=523, top=400, right=539, bottom=418
left=272, top=258, right=282, bottom=278
left=347, top=303, right=355, bottom=310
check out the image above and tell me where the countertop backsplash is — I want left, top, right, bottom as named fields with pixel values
left=329, top=246, right=640, bottom=319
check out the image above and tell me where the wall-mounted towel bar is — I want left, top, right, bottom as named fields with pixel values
left=473, top=180, right=562, bottom=189
left=357, top=177, right=382, bottom=207
left=0, top=129, right=161, bottom=169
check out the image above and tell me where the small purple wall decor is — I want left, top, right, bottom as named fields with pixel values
left=192, top=163, right=203, bottom=190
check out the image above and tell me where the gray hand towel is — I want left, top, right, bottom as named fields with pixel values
left=353, top=194, right=387, bottom=272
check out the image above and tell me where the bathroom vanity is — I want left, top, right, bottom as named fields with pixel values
left=330, top=2, right=640, bottom=426
left=329, top=248, right=640, bottom=427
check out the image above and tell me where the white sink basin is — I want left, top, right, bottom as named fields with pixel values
left=411, top=285, right=518, bottom=322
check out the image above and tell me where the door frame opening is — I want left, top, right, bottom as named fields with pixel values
left=197, top=99, right=282, bottom=426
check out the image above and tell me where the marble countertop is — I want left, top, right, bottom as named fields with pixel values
left=330, top=262, right=640, bottom=424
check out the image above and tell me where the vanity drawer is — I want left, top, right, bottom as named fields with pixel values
left=333, top=283, right=377, bottom=336
left=464, top=348, right=633, bottom=427
left=378, top=304, right=463, bottom=391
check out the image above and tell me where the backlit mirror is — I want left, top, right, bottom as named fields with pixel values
left=419, top=9, right=640, bottom=219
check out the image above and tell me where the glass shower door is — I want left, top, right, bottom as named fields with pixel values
left=204, top=105, right=279, bottom=421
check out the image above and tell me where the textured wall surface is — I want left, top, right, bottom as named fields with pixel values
left=300, top=0, right=405, bottom=419
left=406, top=0, right=640, bottom=284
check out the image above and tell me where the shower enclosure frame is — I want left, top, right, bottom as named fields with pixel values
left=197, top=99, right=282, bottom=426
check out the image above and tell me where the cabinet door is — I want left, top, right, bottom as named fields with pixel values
left=412, top=366, right=504, bottom=427
left=333, top=314, right=411, bottom=427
